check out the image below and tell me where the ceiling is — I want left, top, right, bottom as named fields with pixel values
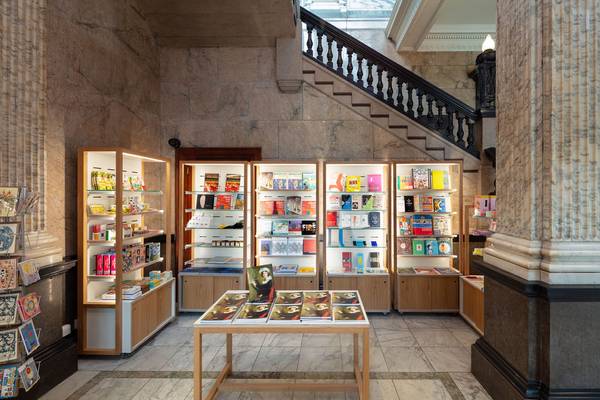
left=136, top=0, right=298, bottom=47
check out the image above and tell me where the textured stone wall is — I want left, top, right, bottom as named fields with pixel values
left=46, top=0, right=162, bottom=255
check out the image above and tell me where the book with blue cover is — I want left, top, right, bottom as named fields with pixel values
left=412, top=215, right=433, bottom=235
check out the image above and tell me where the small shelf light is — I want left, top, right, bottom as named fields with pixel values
left=482, top=34, right=496, bottom=52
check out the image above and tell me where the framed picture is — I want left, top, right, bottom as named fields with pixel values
left=0, top=294, right=19, bottom=327
left=0, top=330, right=18, bottom=363
left=0, top=188, right=19, bottom=218
left=0, top=259, right=17, bottom=291
left=0, top=224, right=18, bottom=255
left=18, top=320, right=40, bottom=355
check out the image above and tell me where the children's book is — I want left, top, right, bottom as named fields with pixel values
left=412, top=168, right=430, bottom=189
left=433, top=196, right=448, bottom=213
left=412, top=239, right=425, bottom=255
left=0, top=364, right=18, bottom=398
left=260, top=172, right=274, bottom=190
left=18, top=320, right=39, bottom=355
left=204, top=173, right=219, bottom=192
left=345, top=176, right=361, bottom=192
left=398, top=216, right=412, bottom=235
left=0, top=294, right=18, bottom=327
left=215, top=195, right=232, bottom=210
left=302, top=172, right=316, bottom=190
left=425, top=239, right=439, bottom=256
left=17, top=293, right=41, bottom=321
left=196, top=194, right=215, bottom=210
left=18, top=358, right=39, bottom=392
left=247, top=265, right=274, bottom=303
left=412, top=215, right=434, bottom=235
left=438, top=239, right=452, bottom=255
left=225, top=174, right=241, bottom=192
left=0, top=330, right=17, bottom=363
left=301, top=200, right=316, bottom=216
left=341, top=195, right=352, bottom=210
left=367, top=174, right=382, bottom=192
left=327, top=194, right=341, bottom=210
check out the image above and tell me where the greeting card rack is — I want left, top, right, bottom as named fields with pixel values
left=177, top=161, right=250, bottom=311
left=251, top=162, right=320, bottom=291
left=77, top=148, right=174, bottom=355
left=393, top=161, right=463, bottom=312
left=323, top=162, right=391, bottom=313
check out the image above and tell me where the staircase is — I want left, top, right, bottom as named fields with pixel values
left=300, top=8, right=481, bottom=172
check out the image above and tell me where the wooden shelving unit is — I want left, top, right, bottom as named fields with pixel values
left=177, top=162, right=249, bottom=311
left=251, top=162, right=320, bottom=291
left=323, top=162, right=391, bottom=313
left=77, top=148, right=174, bottom=355
left=393, top=161, right=463, bottom=313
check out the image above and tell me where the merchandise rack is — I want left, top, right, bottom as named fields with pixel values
left=177, top=162, right=250, bottom=311
left=251, top=162, right=319, bottom=291
left=77, top=148, right=174, bottom=355
left=393, top=161, right=463, bottom=312
left=323, top=162, right=391, bottom=312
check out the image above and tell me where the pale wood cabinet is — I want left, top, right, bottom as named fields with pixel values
left=276, top=276, right=318, bottom=291
left=180, top=274, right=244, bottom=311
left=460, top=276, right=484, bottom=334
left=396, top=275, right=459, bottom=312
left=326, top=275, right=391, bottom=312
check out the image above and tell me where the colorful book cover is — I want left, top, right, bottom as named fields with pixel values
left=367, top=174, right=382, bottom=192
left=396, top=239, right=411, bottom=257
left=411, top=168, right=430, bottom=189
left=233, top=194, right=244, bottom=210
left=18, top=358, right=39, bottom=392
left=17, top=293, right=41, bottom=321
left=368, top=211, right=381, bottom=228
left=273, top=200, right=286, bottom=215
left=342, top=252, right=353, bottom=271
left=302, top=172, right=317, bottom=190
left=368, top=252, right=381, bottom=269
left=0, top=330, right=17, bottom=363
left=328, top=173, right=345, bottom=192
left=234, top=303, right=271, bottom=323
left=355, top=253, right=365, bottom=273
left=224, top=174, right=241, bottom=192
left=204, top=173, right=219, bottom=192
left=404, top=196, right=415, bottom=212
left=287, top=237, right=304, bottom=255
left=301, top=220, right=317, bottom=235
left=0, top=294, right=18, bottom=327
left=345, top=176, right=361, bottom=192
left=362, top=195, right=374, bottom=210
left=412, top=215, right=434, bottom=235
left=396, top=196, right=405, bottom=213
left=268, top=304, right=301, bottom=323
left=438, top=239, right=452, bottom=255
left=259, top=201, right=274, bottom=216
left=327, top=194, right=341, bottom=210
left=260, top=172, right=274, bottom=190
left=420, top=196, right=433, bottom=212
left=287, top=173, right=303, bottom=191
left=301, top=200, right=316, bottom=216
left=425, top=239, right=439, bottom=255
left=340, top=195, right=352, bottom=210
left=272, top=221, right=288, bottom=236
left=412, top=239, right=425, bottom=255
left=215, top=194, right=232, bottom=210
left=303, top=238, right=317, bottom=254
left=433, top=196, right=448, bottom=213
left=303, top=291, right=330, bottom=304
left=271, top=237, right=288, bottom=255
left=398, top=175, right=414, bottom=190
left=274, top=264, right=298, bottom=274
left=288, top=220, right=302, bottom=235
left=298, top=266, right=316, bottom=274
left=260, top=239, right=272, bottom=256
left=274, top=291, right=303, bottom=305
left=331, top=291, right=360, bottom=305
left=272, top=173, right=287, bottom=191
left=333, top=305, right=366, bottom=322
left=433, top=216, right=451, bottom=236
left=301, top=302, right=331, bottom=320
left=200, top=303, right=241, bottom=323
left=0, top=260, right=17, bottom=291
left=0, top=364, right=18, bottom=398
left=398, top=216, right=412, bottom=235
left=216, top=292, right=248, bottom=308
left=431, top=170, right=447, bottom=190
left=18, top=320, right=39, bottom=355
left=196, top=194, right=215, bottom=210
left=247, top=265, right=274, bottom=303
left=351, top=194, right=361, bottom=210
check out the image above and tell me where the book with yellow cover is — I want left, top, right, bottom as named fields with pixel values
left=431, top=170, right=448, bottom=190
left=345, top=176, right=361, bottom=192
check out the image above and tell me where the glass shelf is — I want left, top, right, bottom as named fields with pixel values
left=185, top=208, right=243, bottom=212
left=326, top=191, right=384, bottom=195
left=185, top=190, right=244, bottom=195
left=87, top=190, right=163, bottom=195
left=396, top=189, right=457, bottom=194
left=396, top=235, right=457, bottom=238
left=256, top=215, right=316, bottom=220
left=396, top=254, right=457, bottom=258
left=256, top=234, right=316, bottom=239
left=326, top=227, right=386, bottom=230
left=396, top=212, right=455, bottom=216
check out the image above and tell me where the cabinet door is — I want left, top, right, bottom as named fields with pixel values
left=398, top=276, right=431, bottom=310
left=131, top=301, right=145, bottom=346
left=431, top=277, right=459, bottom=310
left=327, top=276, right=357, bottom=291
left=156, top=282, right=172, bottom=325
left=462, top=282, right=484, bottom=332
left=144, top=291, right=159, bottom=336
left=213, top=276, right=241, bottom=302
left=298, top=277, right=317, bottom=290
left=357, top=276, right=390, bottom=311
left=182, top=276, right=214, bottom=310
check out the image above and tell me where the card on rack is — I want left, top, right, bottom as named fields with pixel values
left=260, top=172, right=274, bottom=190
left=0, top=294, right=19, bottom=327
left=204, top=173, right=219, bottom=192
left=18, top=358, right=39, bottom=392
left=302, top=172, right=316, bottom=191
left=17, top=293, right=41, bottom=322
left=0, top=364, right=18, bottom=398
left=367, top=174, right=382, bottom=192
left=0, top=187, right=19, bottom=218
left=196, top=194, right=215, bottom=210
left=0, top=259, right=17, bottom=290
left=288, top=220, right=302, bottom=235
left=18, top=320, right=39, bottom=355
left=397, top=238, right=412, bottom=255
left=17, top=260, right=40, bottom=287
left=0, top=330, right=17, bottom=363
left=327, top=194, right=341, bottom=210
left=340, top=195, right=352, bottom=210
left=224, top=174, right=241, bottom=192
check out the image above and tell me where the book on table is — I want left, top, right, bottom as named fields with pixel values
left=234, top=303, right=271, bottom=324
left=333, top=305, right=366, bottom=322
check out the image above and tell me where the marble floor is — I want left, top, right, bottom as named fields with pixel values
left=41, top=313, right=491, bottom=400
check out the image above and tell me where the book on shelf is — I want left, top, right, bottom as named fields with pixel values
left=351, top=194, right=361, bottom=210
left=345, top=176, right=361, bottom=192
left=225, top=174, right=241, bottom=192
left=420, top=195, right=433, bottom=212
left=373, top=194, right=385, bottom=209
left=303, top=238, right=317, bottom=254
left=412, top=215, right=434, bottom=235
left=341, top=195, right=352, bottom=210
left=234, top=303, right=271, bottom=324
left=233, top=194, right=244, bottom=210
left=298, top=266, right=315, bottom=274
left=288, top=220, right=302, bottom=235
left=301, top=200, right=316, bottom=216
left=396, top=196, right=405, bottom=213
left=215, top=194, right=232, bottom=210
left=433, top=216, right=451, bottom=236
left=404, top=195, right=415, bottom=212
left=397, top=238, right=412, bottom=255
left=196, top=194, right=215, bottom=210
left=398, top=216, right=411, bottom=235
left=260, top=239, right=272, bottom=256
left=286, top=196, right=302, bottom=215
left=362, top=195, right=374, bottom=210
left=287, top=237, right=304, bottom=256
left=329, top=231, right=340, bottom=247
left=268, top=304, right=301, bottom=323
left=301, top=301, right=332, bottom=323
left=355, top=252, right=365, bottom=273
left=258, top=219, right=272, bottom=235
left=302, top=172, right=316, bottom=190
left=275, top=290, right=303, bottom=304
left=259, top=200, right=275, bottom=216
left=433, top=196, right=449, bottom=212
left=368, top=252, right=380, bottom=269
left=204, top=173, right=219, bottom=192
left=274, top=200, right=285, bottom=215
left=260, top=172, right=274, bottom=190
left=425, top=239, right=439, bottom=255
left=271, top=237, right=288, bottom=255
left=333, top=305, right=366, bottom=322
left=272, top=221, right=289, bottom=236
left=398, top=174, right=414, bottom=190
left=412, top=168, right=430, bottom=189
left=412, top=239, right=425, bottom=255
left=326, top=211, right=338, bottom=227
left=367, top=174, right=382, bottom=192
left=287, top=173, right=303, bottom=190
left=437, top=238, right=452, bottom=255
left=272, top=173, right=287, bottom=191
left=327, top=194, right=341, bottom=210
left=328, top=173, right=345, bottom=192
left=331, top=291, right=360, bottom=305
left=431, top=170, right=448, bottom=190
left=273, top=264, right=298, bottom=274
left=367, top=211, right=380, bottom=228
left=301, top=220, right=316, bottom=235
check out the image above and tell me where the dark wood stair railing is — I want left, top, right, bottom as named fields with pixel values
left=301, top=7, right=480, bottom=159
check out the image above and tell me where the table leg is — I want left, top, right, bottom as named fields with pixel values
left=194, top=330, right=202, bottom=400
left=226, top=333, right=233, bottom=365
left=353, top=333, right=359, bottom=371
left=362, top=329, right=369, bottom=400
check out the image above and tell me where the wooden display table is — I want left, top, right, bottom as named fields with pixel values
left=193, top=294, right=371, bottom=399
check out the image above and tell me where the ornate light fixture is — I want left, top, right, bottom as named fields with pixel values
left=482, top=34, right=496, bottom=52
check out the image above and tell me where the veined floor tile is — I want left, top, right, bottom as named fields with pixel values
left=298, top=347, right=342, bottom=372
left=207, top=346, right=261, bottom=372
left=403, top=315, right=448, bottom=329
left=253, top=346, right=300, bottom=372
left=345, top=379, right=399, bottom=400
left=40, top=371, right=98, bottom=400
left=116, top=346, right=179, bottom=371
left=233, top=333, right=267, bottom=347
left=422, top=346, right=471, bottom=372
left=339, top=330, right=378, bottom=347
left=78, top=358, right=125, bottom=372
left=411, top=329, right=463, bottom=347
left=450, top=372, right=492, bottom=400
left=449, top=328, right=480, bottom=347
left=441, top=316, right=472, bottom=330
left=301, top=333, right=341, bottom=347
left=393, top=379, right=452, bottom=400
left=341, top=345, right=388, bottom=372
left=263, top=333, right=303, bottom=347
left=79, top=377, right=149, bottom=400
left=175, top=314, right=202, bottom=327
left=200, top=333, right=227, bottom=347
left=375, top=328, right=417, bottom=347
left=161, top=345, right=221, bottom=371
left=132, top=378, right=193, bottom=399
left=149, top=326, right=192, bottom=346
left=293, top=379, right=347, bottom=400
left=381, top=346, right=434, bottom=372
left=370, top=316, right=408, bottom=330
left=184, top=378, right=241, bottom=400
left=236, top=379, right=295, bottom=399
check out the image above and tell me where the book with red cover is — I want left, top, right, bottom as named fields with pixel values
left=259, top=200, right=275, bottom=215
left=303, top=238, right=317, bottom=254
left=342, top=252, right=353, bottom=272
left=326, top=211, right=338, bottom=227
left=204, top=173, right=219, bottom=192
left=412, top=215, right=433, bottom=235
left=215, top=195, right=232, bottom=210
left=225, top=174, right=241, bottom=192
left=302, top=200, right=317, bottom=216
left=274, top=200, right=286, bottom=215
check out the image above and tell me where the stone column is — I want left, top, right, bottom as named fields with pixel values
left=472, top=1, right=600, bottom=398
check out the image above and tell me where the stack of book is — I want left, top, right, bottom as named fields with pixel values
left=101, top=284, right=142, bottom=300
left=300, top=291, right=332, bottom=323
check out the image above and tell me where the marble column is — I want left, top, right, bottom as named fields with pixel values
left=484, top=0, right=600, bottom=285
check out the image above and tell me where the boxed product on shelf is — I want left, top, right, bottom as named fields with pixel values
left=146, top=242, right=161, bottom=262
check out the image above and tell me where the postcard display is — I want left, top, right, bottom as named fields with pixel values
left=0, top=186, right=43, bottom=396
left=78, top=149, right=175, bottom=355
left=394, top=162, right=463, bottom=312
left=178, top=162, right=249, bottom=311
left=323, top=163, right=391, bottom=313
left=252, top=163, right=319, bottom=290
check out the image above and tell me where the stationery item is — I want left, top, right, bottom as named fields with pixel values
left=0, top=188, right=19, bottom=218
left=17, top=260, right=40, bottom=286
left=345, top=176, right=361, bottom=192
left=331, top=291, right=360, bottom=305
left=17, top=293, right=41, bottom=321
left=0, top=225, right=18, bottom=255
left=404, top=196, right=415, bottom=212
left=196, top=194, right=215, bottom=209
left=397, top=216, right=411, bottom=235
left=333, top=305, right=366, bottom=322
left=438, top=239, right=452, bottom=255
left=215, top=194, right=232, bottom=210
left=274, top=291, right=303, bottom=305
left=0, top=259, right=17, bottom=290
left=412, top=239, right=425, bottom=255
left=260, top=172, right=274, bottom=190
left=431, top=170, right=448, bottom=190
left=396, top=196, right=405, bottom=213
left=18, top=358, right=39, bottom=392
left=247, top=265, right=274, bottom=303
left=234, top=303, right=271, bottom=324
left=367, top=212, right=380, bottom=228
left=328, top=173, right=345, bottom=192
left=327, top=194, right=341, bottom=210
left=0, top=364, right=18, bottom=398
left=0, top=330, right=17, bottom=363
left=0, top=294, right=18, bottom=327
left=397, top=238, right=412, bottom=255
left=204, top=173, right=219, bottom=192
left=342, top=251, right=353, bottom=272
left=412, top=215, right=434, bottom=235
left=340, top=195, right=352, bottom=210
left=412, top=168, right=430, bottom=189
left=302, top=172, right=317, bottom=190
left=425, top=239, right=439, bottom=255
left=301, top=220, right=317, bottom=235
left=301, top=200, right=316, bottom=216
left=303, top=238, right=317, bottom=254
left=224, top=174, right=241, bottom=192
left=398, top=175, right=413, bottom=190
left=268, top=304, right=301, bottom=323
left=18, top=320, right=39, bottom=355
left=433, top=196, right=448, bottom=212
left=355, top=253, right=365, bottom=273
left=367, top=174, right=382, bottom=192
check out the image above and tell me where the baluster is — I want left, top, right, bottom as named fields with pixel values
left=455, top=112, right=466, bottom=147
left=336, top=42, right=344, bottom=73
left=466, top=118, right=476, bottom=153
left=316, top=29, right=324, bottom=61
left=445, top=106, right=455, bottom=142
left=396, top=80, right=405, bottom=112
left=366, top=61, right=374, bottom=92
left=376, top=66, right=384, bottom=98
left=305, top=23, right=314, bottom=56
left=326, top=36, right=334, bottom=67
left=426, top=95, right=434, bottom=119
left=386, top=74, right=394, bottom=104
left=346, top=48, right=354, bottom=80
left=356, top=55, right=364, bottom=85
left=406, top=85, right=414, bottom=117
left=416, top=89, right=424, bottom=118
left=436, top=100, right=445, bottom=129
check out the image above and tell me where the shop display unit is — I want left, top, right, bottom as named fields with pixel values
left=463, top=195, right=496, bottom=274
left=323, top=162, right=391, bottom=312
left=460, top=275, right=484, bottom=334
left=77, top=148, right=174, bottom=355
left=393, top=161, right=463, bottom=312
left=177, top=162, right=250, bottom=311
left=252, top=162, right=319, bottom=291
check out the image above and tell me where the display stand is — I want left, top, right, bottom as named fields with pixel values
left=323, top=162, right=391, bottom=312
left=177, top=162, right=249, bottom=311
left=393, top=161, right=463, bottom=312
left=251, top=162, right=319, bottom=290
left=77, top=148, right=174, bottom=355
left=460, top=275, right=484, bottom=334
